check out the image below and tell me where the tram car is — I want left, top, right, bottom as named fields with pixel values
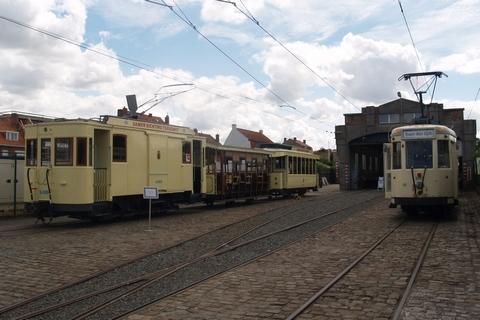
left=383, top=124, right=458, bottom=211
left=24, top=115, right=320, bottom=220
left=24, top=116, right=207, bottom=220
left=265, top=148, right=319, bottom=196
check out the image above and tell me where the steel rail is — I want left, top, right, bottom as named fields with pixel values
left=285, top=220, right=406, bottom=320
left=391, top=223, right=437, bottom=320
left=1, top=189, right=355, bottom=318
left=286, top=222, right=437, bottom=320
left=110, top=194, right=382, bottom=320
left=72, top=193, right=382, bottom=320
left=0, top=195, right=299, bottom=315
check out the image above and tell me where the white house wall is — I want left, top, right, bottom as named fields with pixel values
left=224, top=128, right=250, bottom=148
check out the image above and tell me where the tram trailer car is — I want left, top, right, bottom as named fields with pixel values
left=204, top=145, right=271, bottom=205
left=383, top=124, right=458, bottom=211
left=265, top=149, right=319, bottom=196
left=24, top=116, right=207, bottom=219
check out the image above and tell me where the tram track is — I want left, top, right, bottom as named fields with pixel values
left=285, top=221, right=437, bottom=320
left=0, top=190, right=380, bottom=320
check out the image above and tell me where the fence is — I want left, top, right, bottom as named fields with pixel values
left=0, top=154, right=24, bottom=217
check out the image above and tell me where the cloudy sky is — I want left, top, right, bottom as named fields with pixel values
left=0, top=0, right=479, bottom=149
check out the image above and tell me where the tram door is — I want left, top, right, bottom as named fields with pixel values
left=192, top=140, right=202, bottom=194
left=383, top=143, right=391, bottom=197
left=93, top=129, right=110, bottom=202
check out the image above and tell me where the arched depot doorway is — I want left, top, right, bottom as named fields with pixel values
left=349, top=132, right=389, bottom=189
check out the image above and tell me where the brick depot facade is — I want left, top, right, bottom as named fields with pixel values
left=335, top=98, right=477, bottom=190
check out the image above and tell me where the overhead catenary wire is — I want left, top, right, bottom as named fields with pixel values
left=467, top=87, right=480, bottom=119
left=144, top=0, right=303, bottom=114
left=0, top=13, right=334, bottom=135
left=0, top=15, right=310, bottom=125
left=216, top=0, right=361, bottom=112
left=397, top=0, right=424, bottom=72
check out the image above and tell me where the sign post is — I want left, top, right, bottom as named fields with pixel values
left=143, top=187, right=159, bottom=231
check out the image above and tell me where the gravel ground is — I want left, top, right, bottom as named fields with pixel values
left=83, top=191, right=382, bottom=320
left=0, top=186, right=354, bottom=319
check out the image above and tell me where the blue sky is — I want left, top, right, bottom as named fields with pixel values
left=0, top=0, right=479, bottom=149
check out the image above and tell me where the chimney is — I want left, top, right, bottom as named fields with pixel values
left=232, top=124, right=237, bottom=129
left=294, top=137, right=297, bottom=141
left=165, top=114, right=169, bottom=124
left=148, top=113, right=152, bottom=117
left=259, top=129, right=263, bottom=135
left=194, top=128, right=198, bottom=134
left=117, top=107, right=128, bottom=117
left=283, top=137, right=287, bottom=143
left=303, top=139, right=306, bottom=144
left=215, top=134, right=220, bottom=142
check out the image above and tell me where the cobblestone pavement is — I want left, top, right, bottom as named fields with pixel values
left=0, top=185, right=337, bottom=309
left=398, top=193, right=480, bottom=320
left=124, top=193, right=480, bottom=320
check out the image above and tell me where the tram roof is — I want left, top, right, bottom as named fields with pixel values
left=391, top=124, right=456, bottom=137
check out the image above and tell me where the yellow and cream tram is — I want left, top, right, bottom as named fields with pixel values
left=384, top=124, right=458, bottom=211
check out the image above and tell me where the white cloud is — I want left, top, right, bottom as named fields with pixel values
left=256, top=33, right=419, bottom=108
left=434, top=49, right=480, bottom=75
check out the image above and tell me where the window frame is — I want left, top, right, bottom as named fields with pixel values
left=182, top=141, right=192, bottom=164
left=406, top=140, right=433, bottom=169
left=26, top=139, right=37, bottom=167
left=392, top=142, right=402, bottom=169
left=379, top=113, right=400, bottom=124
left=437, top=139, right=450, bottom=169
left=40, top=138, right=51, bottom=167
left=112, top=134, right=127, bottom=163
left=76, top=137, right=88, bottom=166
left=55, top=137, right=74, bottom=166
left=6, top=131, right=19, bottom=141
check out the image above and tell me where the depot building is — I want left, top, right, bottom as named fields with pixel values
left=335, top=98, right=477, bottom=190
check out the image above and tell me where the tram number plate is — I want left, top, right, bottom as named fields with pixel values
left=402, top=129, right=435, bottom=140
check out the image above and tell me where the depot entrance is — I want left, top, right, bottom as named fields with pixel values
left=349, top=132, right=388, bottom=189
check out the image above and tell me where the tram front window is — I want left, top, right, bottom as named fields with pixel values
left=406, top=140, right=433, bottom=169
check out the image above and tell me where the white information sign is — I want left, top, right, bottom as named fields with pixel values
left=402, top=129, right=436, bottom=140
left=143, top=187, right=159, bottom=199
left=377, top=177, right=384, bottom=190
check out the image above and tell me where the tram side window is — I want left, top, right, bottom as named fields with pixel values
left=392, top=142, right=401, bottom=169
left=88, top=138, right=93, bottom=166
left=77, top=137, right=87, bottom=166
left=113, top=135, right=127, bottom=162
left=182, top=141, right=191, bottom=164
left=274, top=156, right=285, bottom=170
left=40, top=138, right=51, bottom=166
left=406, top=141, right=433, bottom=169
left=55, top=138, right=73, bottom=166
left=26, top=139, right=37, bottom=166
left=437, top=140, right=450, bottom=168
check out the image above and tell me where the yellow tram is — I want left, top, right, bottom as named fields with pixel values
left=383, top=124, right=459, bottom=211
left=24, top=115, right=320, bottom=220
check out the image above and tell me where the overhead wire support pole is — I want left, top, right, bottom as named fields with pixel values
left=215, top=0, right=361, bottom=112
left=145, top=0, right=300, bottom=113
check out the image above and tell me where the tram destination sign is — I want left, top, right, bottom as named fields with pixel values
left=402, top=129, right=436, bottom=140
